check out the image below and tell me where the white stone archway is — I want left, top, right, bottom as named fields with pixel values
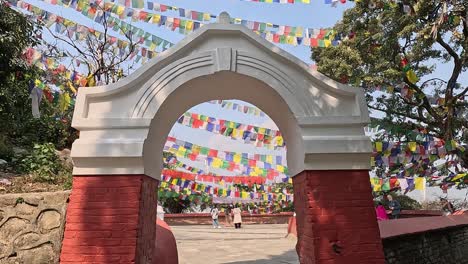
left=61, top=13, right=385, bottom=264
left=71, top=13, right=371, bottom=179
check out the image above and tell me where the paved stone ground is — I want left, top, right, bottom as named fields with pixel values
left=171, top=224, right=299, bottom=264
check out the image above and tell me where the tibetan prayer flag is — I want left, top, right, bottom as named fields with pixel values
left=371, top=178, right=381, bottom=192
left=375, top=142, right=383, bottom=152
left=132, top=0, right=144, bottom=8
left=406, top=69, right=418, bottom=84
left=414, top=177, right=425, bottom=190
left=451, top=173, right=466, bottom=182
left=408, top=142, right=417, bottom=152
left=381, top=180, right=390, bottom=191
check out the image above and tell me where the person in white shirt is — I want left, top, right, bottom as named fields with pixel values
left=157, top=203, right=164, bottom=220
left=210, top=205, right=221, bottom=228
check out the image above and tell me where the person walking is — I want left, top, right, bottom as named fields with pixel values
left=225, top=204, right=233, bottom=227
left=233, top=204, right=242, bottom=229
left=387, top=194, right=401, bottom=219
left=211, top=205, right=221, bottom=228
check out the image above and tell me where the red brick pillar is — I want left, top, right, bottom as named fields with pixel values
left=60, top=175, right=158, bottom=264
left=293, top=170, right=385, bottom=264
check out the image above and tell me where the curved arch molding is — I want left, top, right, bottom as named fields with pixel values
left=70, top=22, right=372, bottom=179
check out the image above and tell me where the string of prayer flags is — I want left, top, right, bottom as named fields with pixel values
left=371, top=139, right=465, bottom=168
left=160, top=172, right=293, bottom=202
left=17, top=0, right=173, bottom=53
left=370, top=176, right=427, bottom=194
left=14, top=4, right=156, bottom=64
left=166, top=136, right=285, bottom=166
left=164, top=140, right=288, bottom=178
left=34, top=0, right=339, bottom=46
left=128, top=1, right=340, bottom=46
left=208, top=100, right=266, bottom=117
left=161, top=169, right=268, bottom=185
left=176, top=112, right=285, bottom=150
left=27, top=78, right=75, bottom=117
left=164, top=152, right=216, bottom=175
left=165, top=136, right=288, bottom=174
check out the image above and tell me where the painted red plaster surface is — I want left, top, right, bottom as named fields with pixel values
left=293, top=170, right=385, bottom=264
left=155, top=219, right=178, bottom=264
left=60, top=175, right=158, bottom=264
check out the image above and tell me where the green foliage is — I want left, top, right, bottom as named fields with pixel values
left=375, top=192, right=422, bottom=210
left=0, top=2, right=77, bottom=163
left=0, top=134, right=14, bottom=160
left=19, top=143, right=71, bottom=184
left=312, top=0, right=467, bottom=144
left=15, top=197, right=24, bottom=205
left=158, top=188, right=212, bottom=213
left=0, top=1, right=40, bottom=80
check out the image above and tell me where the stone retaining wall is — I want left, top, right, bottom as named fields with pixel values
left=380, top=215, right=468, bottom=264
left=0, top=191, right=70, bottom=264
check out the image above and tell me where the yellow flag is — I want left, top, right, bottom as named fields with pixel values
left=375, top=142, right=383, bottom=152
left=266, top=155, right=273, bottom=164
left=203, top=13, right=211, bottom=21
left=186, top=21, right=193, bottom=30
left=408, top=142, right=417, bottom=152
left=58, top=93, right=71, bottom=113
left=406, top=69, right=418, bottom=84
left=414, top=177, right=425, bottom=190
left=86, top=74, right=95, bottom=87
left=116, top=5, right=125, bottom=15
left=152, top=15, right=161, bottom=24
left=254, top=167, right=262, bottom=175
left=275, top=136, right=284, bottom=146
left=296, top=27, right=303, bottom=37
left=67, top=81, right=77, bottom=94
left=232, top=128, right=238, bottom=138
left=372, top=178, right=381, bottom=192
left=233, top=154, right=241, bottom=163
left=276, top=165, right=285, bottom=173
left=452, top=173, right=466, bottom=182
left=212, top=158, right=222, bottom=168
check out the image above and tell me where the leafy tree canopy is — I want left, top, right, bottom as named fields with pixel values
left=0, top=2, right=75, bottom=160
left=312, top=0, right=467, bottom=171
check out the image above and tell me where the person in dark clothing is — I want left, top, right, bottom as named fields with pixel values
left=387, top=194, right=401, bottom=219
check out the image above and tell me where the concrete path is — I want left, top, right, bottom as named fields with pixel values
left=171, top=224, right=299, bottom=264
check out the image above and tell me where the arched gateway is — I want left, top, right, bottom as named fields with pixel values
left=62, top=13, right=385, bottom=264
